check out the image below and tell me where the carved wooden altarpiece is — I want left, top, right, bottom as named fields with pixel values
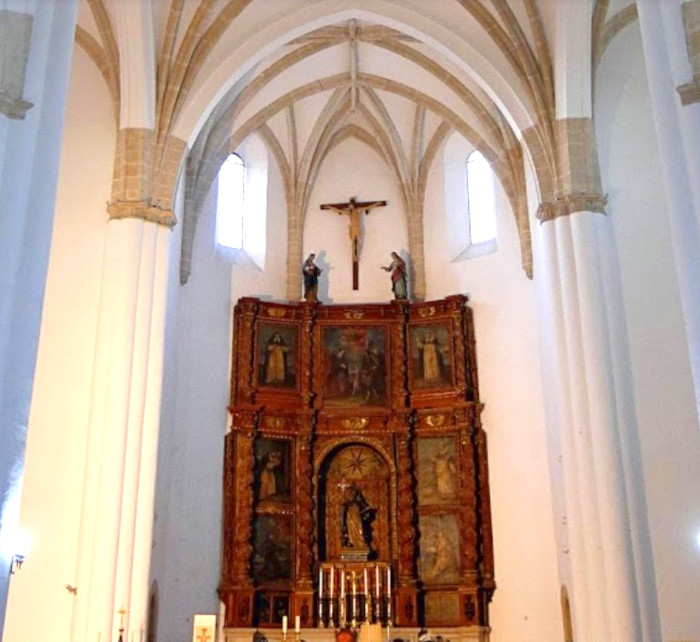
left=219, top=296, right=495, bottom=632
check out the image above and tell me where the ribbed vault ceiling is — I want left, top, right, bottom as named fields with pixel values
left=74, top=0, right=638, bottom=288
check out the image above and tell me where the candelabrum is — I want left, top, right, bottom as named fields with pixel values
left=318, top=563, right=392, bottom=629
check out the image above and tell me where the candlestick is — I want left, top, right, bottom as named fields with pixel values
left=295, top=615, right=300, bottom=633
left=319, top=568, right=324, bottom=628
left=340, top=569, right=346, bottom=626
left=386, top=567, right=392, bottom=626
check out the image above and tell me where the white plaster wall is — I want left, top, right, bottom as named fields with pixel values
left=2, top=46, right=113, bottom=641
left=595, top=23, right=700, bottom=640
left=151, top=183, right=231, bottom=642
left=151, top=144, right=289, bottom=642
left=304, top=138, right=408, bottom=303
left=424, top=136, right=561, bottom=642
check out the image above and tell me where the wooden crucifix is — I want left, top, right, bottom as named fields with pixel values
left=320, top=196, right=387, bottom=290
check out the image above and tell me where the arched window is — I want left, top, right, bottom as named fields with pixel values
left=216, top=153, right=245, bottom=249
left=465, top=150, right=497, bottom=246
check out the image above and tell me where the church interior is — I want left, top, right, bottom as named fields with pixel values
left=1, top=1, right=700, bottom=641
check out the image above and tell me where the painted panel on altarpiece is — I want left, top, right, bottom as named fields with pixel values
left=252, top=513, right=294, bottom=583
left=419, top=513, right=461, bottom=585
left=255, top=438, right=292, bottom=504
left=321, top=326, right=387, bottom=407
left=424, top=593, right=460, bottom=625
left=409, top=323, right=453, bottom=388
left=417, top=436, right=458, bottom=505
left=257, top=323, right=298, bottom=389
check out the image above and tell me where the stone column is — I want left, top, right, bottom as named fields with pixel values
left=71, top=216, right=173, bottom=642
left=406, top=201, right=426, bottom=302
left=0, top=0, right=78, bottom=633
left=536, top=205, right=660, bottom=641
left=531, top=4, right=662, bottom=639
left=637, top=0, right=700, bottom=420
left=69, top=3, right=184, bottom=641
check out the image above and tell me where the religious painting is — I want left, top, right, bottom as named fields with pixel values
left=255, top=438, right=291, bottom=504
left=257, top=323, right=298, bottom=389
left=424, top=593, right=460, bottom=626
left=322, top=445, right=391, bottom=562
left=409, top=323, right=453, bottom=388
left=417, top=436, right=458, bottom=505
left=419, top=514, right=461, bottom=585
left=321, top=326, right=387, bottom=407
left=252, top=514, right=293, bottom=584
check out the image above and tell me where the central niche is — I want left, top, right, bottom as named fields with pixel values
left=319, top=444, right=392, bottom=563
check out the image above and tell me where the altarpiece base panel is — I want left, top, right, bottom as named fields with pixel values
left=220, top=296, right=494, bottom=631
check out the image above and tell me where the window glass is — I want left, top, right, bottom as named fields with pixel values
left=216, top=153, right=245, bottom=249
left=466, top=150, right=497, bottom=245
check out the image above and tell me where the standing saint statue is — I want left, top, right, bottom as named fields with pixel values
left=303, top=253, right=322, bottom=302
left=381, top=251, right=408, bottom=300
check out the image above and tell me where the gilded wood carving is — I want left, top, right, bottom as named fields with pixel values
left=220, top=296, right=493, bottom=630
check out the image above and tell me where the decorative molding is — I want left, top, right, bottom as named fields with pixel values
left=340, top=417, right=369, bottom=430
left=106, top=200, right=176, bottom=227
left=0, top=10, right=34, bottom=120
left=425, top=414, right=445, bottom=427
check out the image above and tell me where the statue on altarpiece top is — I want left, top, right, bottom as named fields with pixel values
left=381, top=251, right=408, bottom=300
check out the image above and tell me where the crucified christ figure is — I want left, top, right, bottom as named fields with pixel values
left=320, top=197, right=387, bottom=289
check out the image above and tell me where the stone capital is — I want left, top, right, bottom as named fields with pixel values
left=0, top=90, right=33, bottom=120
left=537, top=193, right=607, bottom=223
left=677, top=76, right=700, bottom=105
left=107, top=200, right=176, bottom=227
left=0, top=10, right=34, bottom=120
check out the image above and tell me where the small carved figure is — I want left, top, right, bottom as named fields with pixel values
left=381, top=252, right=408, bottom=300
left=303, top=253, right=322, bottom=302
